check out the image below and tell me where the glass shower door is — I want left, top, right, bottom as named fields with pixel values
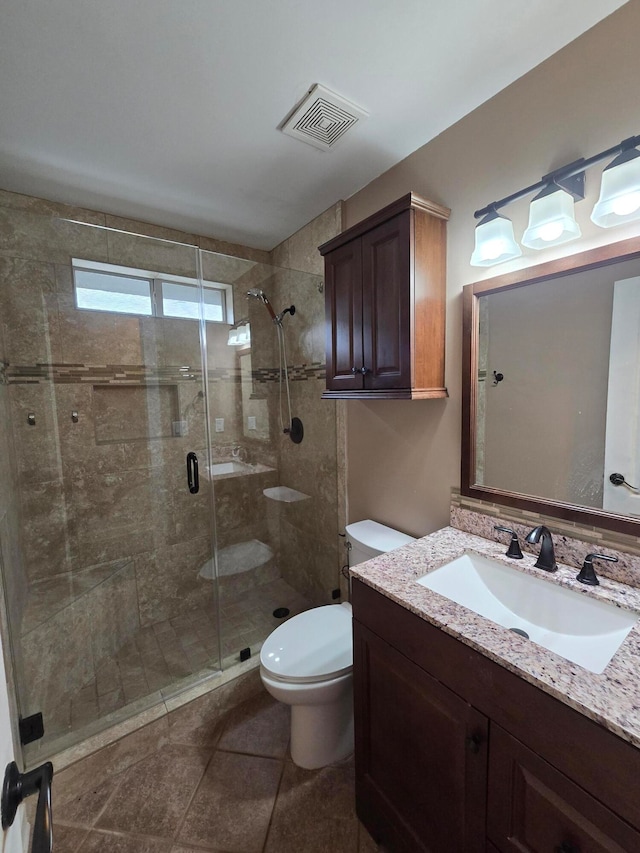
left=0, top=211, right=222, bottom=762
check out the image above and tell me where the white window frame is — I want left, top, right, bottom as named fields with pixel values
left=72, top=258, right=234, bottom=324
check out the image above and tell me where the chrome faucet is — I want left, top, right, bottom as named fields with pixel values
left=525, top=525, right=557, bottom=572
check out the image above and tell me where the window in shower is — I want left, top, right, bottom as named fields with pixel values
left=72, top=258, right=232, bottom=323
left=158, top=280, right=224, bottom=321
left=74, top=268, right=154, bottom=315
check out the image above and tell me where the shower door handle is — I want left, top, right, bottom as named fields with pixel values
left=186, top=452, right=199, bottom=494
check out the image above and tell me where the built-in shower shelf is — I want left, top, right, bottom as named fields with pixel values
left=198, top=539, right=274, bottom=580
left=263, top=486, right=310, bottom=503
left=22, top=560, right=134, bottom=635
left=201, top=460, right=276, bottom=480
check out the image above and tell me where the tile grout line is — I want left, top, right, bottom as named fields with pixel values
left=69, top=825, right=90, bottom=853
left=55, top=714, right=177, bottom=835
left=73, top=823, right=212, bottom=851
left=260, top=736, right=291, bottom=853
left=170, top=741, right=221, bottom=847
left=60, top=737, right=157, bottom=837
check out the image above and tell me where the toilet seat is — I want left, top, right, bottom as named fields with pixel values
left=260, top=605, right=352, bottom=684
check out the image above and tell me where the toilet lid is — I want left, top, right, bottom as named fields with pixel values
left=260, top=605, right=353, bottom=683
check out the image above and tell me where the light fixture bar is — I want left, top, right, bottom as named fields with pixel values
left=474, top=135, right=640, bottom=220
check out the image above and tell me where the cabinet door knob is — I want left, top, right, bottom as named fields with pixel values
left=351, top=366, right=358, bottom=375
left=360, top=366, right=370, bottom=375
left=465, top=733, right=482, bottom=754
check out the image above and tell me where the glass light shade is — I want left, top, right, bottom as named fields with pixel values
left=236, top=323, right=251, bottom=345
left=228, top=323, right=251, bottom=346
left=521, top=186, right=581, bottom=250
left=470, top=211, right=522, bottom=267
left=591, top=148, right=640, bottom=228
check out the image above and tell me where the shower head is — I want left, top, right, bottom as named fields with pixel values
left=246, top=288, right=277, bottom=322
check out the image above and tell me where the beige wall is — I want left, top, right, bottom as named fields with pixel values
left=344, top=0, right=640, bottom=538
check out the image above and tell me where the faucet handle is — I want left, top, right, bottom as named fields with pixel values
left=494, top=526, right=523, bottom=559
left=577, top=553, right=618, bottom=586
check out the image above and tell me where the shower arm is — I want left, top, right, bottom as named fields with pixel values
left=275, top=305, right=295, bottom=325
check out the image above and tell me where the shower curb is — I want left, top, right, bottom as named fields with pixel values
left=49, top=656, right=259, bottom=772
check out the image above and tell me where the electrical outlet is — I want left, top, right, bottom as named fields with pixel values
left=248, top=416, right=257, bottom=430
left=172, top=420, right=188, bottom=437
left=215, top=418, right=224, bottom=432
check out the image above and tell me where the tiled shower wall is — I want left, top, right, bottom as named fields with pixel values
left=270, top=203, right=345, bottom=604
left=0, top=191, right=271, bottom=718
left=0, top=187, right=343, bottom=733
left=0, top=274, right=27, bottom=714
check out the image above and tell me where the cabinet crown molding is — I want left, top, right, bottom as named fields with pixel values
left=319, top=192, right=450, bottom=256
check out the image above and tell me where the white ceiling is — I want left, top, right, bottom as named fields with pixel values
left=0, top=0, right=628, bottom=250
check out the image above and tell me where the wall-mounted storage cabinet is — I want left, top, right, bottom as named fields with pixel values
left=319, top=193, right=450, bottom=399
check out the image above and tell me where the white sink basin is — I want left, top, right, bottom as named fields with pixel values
left=417, top=552, right=637, bottom=673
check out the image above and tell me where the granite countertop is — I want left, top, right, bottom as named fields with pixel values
left=350, top=526, right=640, bottom=749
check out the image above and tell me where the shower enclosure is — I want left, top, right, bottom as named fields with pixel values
left=0, top=206, right=332, bottom=765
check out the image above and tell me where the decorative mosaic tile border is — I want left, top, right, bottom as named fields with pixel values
left=450, top=488, right=640, bottom=587
left=252, top=363, right=326, bottom=382
left=5, top=364, right=214, bottom=385
left=2, top=362, right=326, bottom=385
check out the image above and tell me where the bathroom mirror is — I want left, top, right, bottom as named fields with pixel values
left=462, top=234, right=640, bottom=535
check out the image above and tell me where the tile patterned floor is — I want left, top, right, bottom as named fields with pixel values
left=50, top=678, right=378, bottom=853
left=43, top=577, right=310, bottom=746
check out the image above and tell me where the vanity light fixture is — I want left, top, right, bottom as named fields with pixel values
left=591, top=144, right=640, bottom=227
left=521, top=184, right=581, bottom=249
left=470, top=207, right=522, bottom=266
left=227, top=319, right=251, bottom=346
left=471, top=133, right=640, bottom=267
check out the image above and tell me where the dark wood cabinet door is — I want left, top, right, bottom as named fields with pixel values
left=361, top=211, right=412, bottom=390
left=354, top=620, right=488, bottom=853
left=324, top=239, right=364, bottom=391
left=488, top=725, right=640, bottom=853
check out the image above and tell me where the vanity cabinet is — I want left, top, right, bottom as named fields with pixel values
left=319, top=193, right=449, bottom=399
left=488, top=726, right=640, bottom=852
left=352, top=579, right=640, bottom=853
left=355, top=623, right=487, bottom=852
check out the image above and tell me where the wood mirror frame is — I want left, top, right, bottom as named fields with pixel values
left=462, top=234, right=640, bottom=536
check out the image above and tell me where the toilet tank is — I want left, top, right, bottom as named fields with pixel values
left=346, top=519, right=416, bottom=567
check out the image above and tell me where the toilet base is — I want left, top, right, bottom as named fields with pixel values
left=290, top=690, right=354, bottom=769
left=260, top=667, right=354, bottom=769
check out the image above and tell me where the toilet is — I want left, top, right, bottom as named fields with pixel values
left=260, top=519, right=416, bottom=769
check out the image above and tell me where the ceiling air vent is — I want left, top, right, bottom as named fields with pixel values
left=280, top=84, right=368, bottom=152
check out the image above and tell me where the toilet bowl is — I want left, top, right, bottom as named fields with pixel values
left=260, top=519, right=415, bottom=769
left=260, top=603, right=353, bottom=769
